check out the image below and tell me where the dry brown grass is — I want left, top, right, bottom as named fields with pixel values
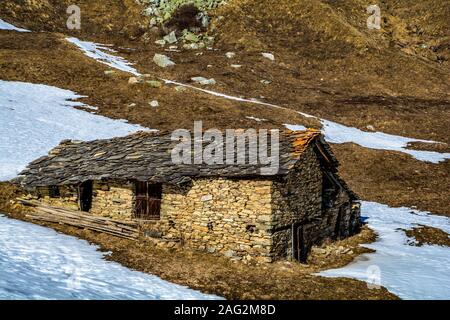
left=2, top=206, right=397, bottom=300
left=333, top=144, right=450, bottom=217
left=1, top=1, right=449, bottom=216
left=405, top=226, right=450, bottom=247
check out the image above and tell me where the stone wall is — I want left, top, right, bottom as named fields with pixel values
left=29, top=145, right=360, bottom=264
left=271, top=146, right=323, bottom=260
left=140, top=178, right=274, bottom=263
left=270, top=145, right=360, bottom=261
left=35, top=185, right=79, bottom=210
left=90, top=181, right=135, bottom=220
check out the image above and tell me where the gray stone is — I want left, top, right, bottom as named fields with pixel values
left=262, top=52, right=275, bottom=61
left=153, top=54, right=175, bottom=68
left=128, top=77, right=139, bottom=84
left=146, top=80, right=162, bottom=88
left=183, top=32, right=200, bottom=43
left=163, top=31, right=177, bottom=44
left=174, top=86, right=187, bottom=92
left=191, top=77, right=216, bottom=85
left=224, top=250, right=236, bottom=258
left=226, top=52, right=236, bottom=59
left=149, top=100, right=159, bottom=108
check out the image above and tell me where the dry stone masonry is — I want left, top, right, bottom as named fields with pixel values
left=15, top=129, right=361, bottom=263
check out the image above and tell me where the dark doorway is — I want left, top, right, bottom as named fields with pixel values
left=293, top=224, right=309, bottom=263
left=79, top=181, right=93, bottom=212
left=135, top=182, right=162, bottom=220
left=322, top=172, right=338, bottom=210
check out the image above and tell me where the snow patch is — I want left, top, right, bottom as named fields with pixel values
left=162, top=79, right=284, bottom=109
left=319, top=119, right=450, bottom=163
left=286, top=114, right=450, bottom=163
left=246, top=116, right=267, bottom=122
left=0, top=19, right=30, bottom=32
left=284, top=124, right=307, bottom=131
left=320, top=201, right=450, bottom=300
left=0, top=80, right=148, bottom=181
left=66, top=37, right=139, bottom=75
left=65, top=35, right=449, bottom=163
left=0, top=215, right=220, bottom=300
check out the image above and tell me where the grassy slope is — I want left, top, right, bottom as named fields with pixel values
left=1, top=0, right=449, bottom=214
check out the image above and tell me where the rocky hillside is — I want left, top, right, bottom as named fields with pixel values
left=0, top=0, right=449, bottom=217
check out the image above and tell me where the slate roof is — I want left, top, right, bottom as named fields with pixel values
left=13, top=129, right=348, bottom=190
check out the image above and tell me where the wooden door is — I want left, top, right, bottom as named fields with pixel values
left=293, top=224, right=308, bottom=263
left=135, top=182, right=162, bottom=220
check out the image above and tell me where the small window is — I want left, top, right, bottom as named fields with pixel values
left=135, top=182, right=162, bottom=220
left=48, top=186, right=60, bottom=198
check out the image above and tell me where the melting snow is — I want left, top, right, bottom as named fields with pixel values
left=0, top=80, right=147, bottom=181
left=0, top=215, right=220, bottom=300
left=2, top=29, right=449, bottom=300
left=0, top=19, right=30, bottom=32
left=320, top=201, right=450, bottom=300
left=318, top=119, right=449, bottom=163
left=66, top=37, right=139, bottom=75
left=286, top=116, right=450, bottom=163
left=66, top=35, right=449, bottom=164
left=246, top=116, right=267, bottom=122
left=283, top=124, right=306, bottom=131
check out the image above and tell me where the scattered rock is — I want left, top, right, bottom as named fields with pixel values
left=226, top=52, right=236, bottom=59
left=128, top=77, right=139, bottom=84
left=154, top=39, right=166, bottom=46
left=149, top=100, right=159, bottom=108
left=146, top=80, right=162, bottom=88
left=260, top=79, right=272, bottom=85
left=183, top=43, right=199, bottom=50
left=224, top=250, right=236, bottom=258
left=163, top=31, right=178, bottom=44
left=167, top=45, right=179, bottom=52
left=104, top=70, right=116, bottom=76
left=149, top=18, right=157, bottom=27
left=262, top=52, right=275, bottom=61
left=203, top=36, right=215, bottom=45
left=207, top=247, right=216, bottom=253
left=153, top=54, right=175, bottom=68
left=183, top=32, right=200, bottom=43
left=175, top=86, right=187, bottom=92
left=191, top=77, right=216, bottom=85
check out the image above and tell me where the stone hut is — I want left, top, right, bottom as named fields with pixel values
left=14, top=129, right=361, bottom=263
